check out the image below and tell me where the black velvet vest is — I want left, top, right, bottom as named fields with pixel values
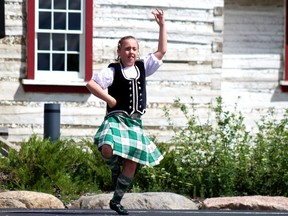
left=106, top=61, right=146, bottom=116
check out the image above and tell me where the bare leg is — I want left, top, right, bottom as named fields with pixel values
left=122, top=158, right=137, bottom=178
left=101, top=144, right=113, bottom=158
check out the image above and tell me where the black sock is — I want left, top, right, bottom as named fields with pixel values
left=112, top=173, right=132, bottom=204
left=102, top=155, right=121, bottom=187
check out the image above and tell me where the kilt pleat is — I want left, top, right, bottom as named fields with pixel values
left=94, top=114, right=163, bottom=166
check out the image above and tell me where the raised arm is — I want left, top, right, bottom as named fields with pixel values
left=152, top=8, right=167, bottom=60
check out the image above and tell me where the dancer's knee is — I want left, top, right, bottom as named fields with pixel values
left=101, top=144, right=113, bottom=158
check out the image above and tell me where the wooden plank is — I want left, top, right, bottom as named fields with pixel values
left=221, top=81, right=279, bottom=92
left=5, top=2, right=22, bottom=15
left=222, top=45, right=283, bottom=55
left=222, top=55, right=282, bottom=69
left=222, top=69, right=280, bottom=81
left=0, top=105, right=106, bottom=125
left=224, top=25, right=284, bottom=35
left=95, top=7, right=216, bottom=22
left=94, top=28, right=218, bottom=42
left=96, top=0, right=224, bottom=9
left=0, top=62, right=25, bottom=78
left=0, top=44, right=22, bottom=59
left=149, top=72, right=220, bottom=82
left=0, top=136, right=20, bottom=154
left=224, top=11, right=283, bottom=24
left=92, top=38, right=216, bottom=62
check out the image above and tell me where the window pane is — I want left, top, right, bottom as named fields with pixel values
left=39, top=0, right=51, bottom=9
left=54, top=0, right=66, bottom=10
left=52, top=34, right=65, bottom=51
left=38, top=53, right=50, bottom=70
left=68, top=13, right=81, bottom=30
left=38, top=33, right=50, bottom=50
left=67, top=34, right=79, bottom=51
left=53, top=54, right=65, bottom=71
left=54, top=12, right=66, bottom=30
left=39, top=12, right=51, bottom=29
left=69, top=0, right=81, bottom=10
left=67, top=54, right=79, bottom=71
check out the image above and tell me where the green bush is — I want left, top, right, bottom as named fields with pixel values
left=1, top=97, right=288, bottom=202
left=0, top=135, right=111, bottom=203
left=250, top=108, right=288, bottom=196
left=133, top=97, right=288, bottom=198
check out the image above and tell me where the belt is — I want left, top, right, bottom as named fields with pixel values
left=129, top=112, right=141, bottom=119
left=106, top=112, right=142, bottom=120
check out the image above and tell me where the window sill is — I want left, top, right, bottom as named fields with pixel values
left=280, top=80, right=288, bottom=92
left=22, top=79, right=90, bottom=93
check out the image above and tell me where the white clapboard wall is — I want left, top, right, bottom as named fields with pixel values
left=222, top=0, right=288, bottom=130
left=10, top=0, right=288, bottom=144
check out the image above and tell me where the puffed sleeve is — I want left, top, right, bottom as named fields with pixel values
left=144, top=53, right=163, bottom=77
left=91, top=67, right=115, bottom=89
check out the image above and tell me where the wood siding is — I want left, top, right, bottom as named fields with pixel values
left=1, top=0, right=287, bottom=144
left=222, top=0, right=288, bottom=129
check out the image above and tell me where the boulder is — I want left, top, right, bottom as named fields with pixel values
left=68, top=192, right=199, bottom=210
left=203, top=196, right=288, bottom=211
left=0, top=191, right=65, bottom=208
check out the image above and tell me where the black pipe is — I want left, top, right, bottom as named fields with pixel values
left=0, top=0, right=5, bottom=39
left=44, top=103, right=60, bottom=141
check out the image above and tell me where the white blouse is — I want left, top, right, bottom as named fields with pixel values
left=92, top=53, right=162, bottom=89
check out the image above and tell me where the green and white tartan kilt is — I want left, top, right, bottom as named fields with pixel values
left=94, top=113, right=163, bottom=166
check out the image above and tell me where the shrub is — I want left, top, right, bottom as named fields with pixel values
left=0, top=135, right=111, bottom=203
left=1, top=97, right=288, bottom=201
left=134, top=97, right=288, bottom=198
left=249, top=108, right=288, bottom=196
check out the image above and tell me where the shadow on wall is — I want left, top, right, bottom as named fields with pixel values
left=271, top=87, right=288, bottom=102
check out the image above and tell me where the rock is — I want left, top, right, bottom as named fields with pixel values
left=0, top=191, right=65, bottom=209
left=68, top=192, right=199, bottom=210
left=203, top=196, right=288, bottom=211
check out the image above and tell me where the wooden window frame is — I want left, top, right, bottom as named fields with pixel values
left=281, top=0, right=288, bottom=92
left=23, top=0, right=93, bottom=93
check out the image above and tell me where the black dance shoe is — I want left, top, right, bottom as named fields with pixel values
left=109, top=200, right=129, bottom=215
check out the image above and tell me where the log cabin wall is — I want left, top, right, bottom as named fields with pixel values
left=222, top=0, right=288, bottom=129
left=2, top=0, right=287, bottom=144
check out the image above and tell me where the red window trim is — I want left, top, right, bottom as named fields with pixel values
left=23, top=0, right=93, bottom=93
left=281, top=0, right=288, bottom=92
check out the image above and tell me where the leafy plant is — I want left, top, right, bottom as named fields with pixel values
left=0, top=135, right=110, bottom=203
left=134, top=97, right=288, bottom=198
left=1, top=97, right=288, bottom=202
